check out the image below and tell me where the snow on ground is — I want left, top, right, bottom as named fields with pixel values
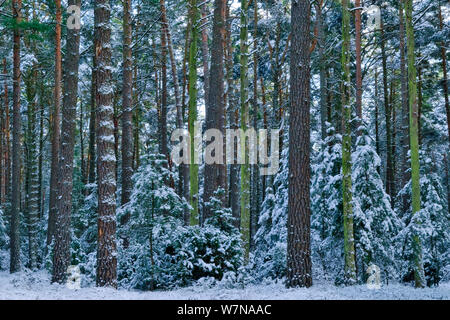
left=0, top=270, right=449, bottom=300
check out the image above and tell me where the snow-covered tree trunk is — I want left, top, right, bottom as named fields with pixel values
left=24, top=65, right=39, bottom=270
left=95, top=0, right=117, bottom=288
left=47, top=0, right=63, bottom=247
left=286, top=0, right=312, bottom=288
left=121, top=0, right=134, bottom=207
left=159, top=7, right=169, bottom=163
left=1, top=58, right=10, bottom=204
left=10, top=0, right=22, bottom=273
left=438, top=1, right=450, bottom=146
left=88, top=54, right=97, bottom=185
left=38, top=80, right=44, bottom=218
left=0, top=80, right=3, bottom=204
left=355, top=0, right=362, bottom=135
left=52, top=0, right=81, bottom=283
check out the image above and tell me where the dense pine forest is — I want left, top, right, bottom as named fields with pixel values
left=0, top=0, right=448, bottom=297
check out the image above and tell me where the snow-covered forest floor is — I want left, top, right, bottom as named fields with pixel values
left=0, top=270, right=448, bottom=300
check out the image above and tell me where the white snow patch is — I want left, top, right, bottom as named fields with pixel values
left=0, top=271, right=448, bottom=300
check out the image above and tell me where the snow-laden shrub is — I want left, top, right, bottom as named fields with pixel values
left=396, top=152, right=449, bottom=286
left=0, top=207, right=8, bottom=270
left=0, top=207, right=8, bottom=250
left=310, top=129, right=345, bottom=282
left=253, top=148, right=288, bottom=280
left=352, top=128, right=403, bottom=283
left=117, top=155, right=242, bottom=290
left=72, top=183, right=98, bottom=281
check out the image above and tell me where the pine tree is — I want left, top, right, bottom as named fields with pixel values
left=240, top=0, right=250, bottom=262
left=2, top=59, right=10, bottom=205
left=48, top=0, right=63, bottom=247
left=311, top=129, right=344, bottom=281
left=254, top=148, right=288, bottom=280
left=121, top=0, right=134, bottom=207
left=188, top=0, right=199, bottom=225
left=352, top=128, right=402, bottom=282
left=286, top=0, right=312, bottom=288
left=405, top=0, right=425, bottom=288
left=95, top=0, right=117, bottom=288
left=10, top=0, right=22, bottom=273
left=250, top=0, right=260, bottom=252
left=340, top=0, right=356, bottom=285
left=203, top=0, right=227, bottom=220
left=24, top=65, right=39, bottom=270
left=398, top=1, right=410, bottom=214
left=52, top=0, right=82, bottom=283
left=354, top=0, right=362, bottom=133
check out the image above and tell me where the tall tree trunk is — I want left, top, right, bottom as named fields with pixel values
left=113, top=95, right=119, bottom=181
left=52, top=0, right=81, bottom=283
left=438, top=0, right=450, bottom=212
left=405, top=0, right=425, bottom=288
left=417, top=61, right=423, bottom=146
left=317, top=1, right=327, bottom=140
left=438, top=1, right=450, bottom=145
left=95, top=0, right=117, bottom=288
left=188, top=0, right=200, bottom=225
left=380, top=18, right=394, bottom=205
left=38, top=79, right=44, bottom=218
left=341, top=0, right=356, bottom=285
left=121, top=0, right=134, bottom=208
left=10, top=0, right=22, bottom=273
left=47, top=0, right=63, bottom=247
left=260, top=77, right=267, bottom=200
left=240, top=0, right=250, bottom=261
left=24, top=66, right=39, bottom=270
left=0, top=79, right=3, bottom=205
left=225, top=4, right=239, bottom=229
left=355, top=0, right=362, bottom=134
left=250, top=0, right=260, bottom=252
left=203, top=0, right=227, bottom=220
left=2, top=59, right=10, bottom=204
left=272, top=22, right=281, bottom=167
left=88, top=55, right=97, bottom=184
left=391, top=79, right=397, bottom=204
left=181, top=19, right=191, bottom=124
left=159, top=11, right=169, bottom=162
left=132, top=65, right=140, bottom=170
left=399, top=2, right=410, bottom=212
left=287, top=0, right=312, bottom=288
left=160, top=0, right=190, bottom=222
left=374, top=68, right=380, bottom=157
left=201, top=3, right=210, bottom=109
left=80, top=101, right=86, bottom=189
